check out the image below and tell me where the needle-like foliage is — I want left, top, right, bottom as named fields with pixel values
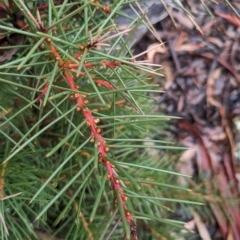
left=0, top=1, right=207, bottom=239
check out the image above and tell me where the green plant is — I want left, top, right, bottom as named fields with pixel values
left=0, top=1, right=202, bottom=239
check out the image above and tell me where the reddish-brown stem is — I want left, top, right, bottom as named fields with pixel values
left=46, top=39, right=64, bottom=66
left=95, top=79, right=115, bottom=90
left=36, top=82, right=49, bottom=106
left=102, top=60, right=121, bottom=68
left=67, top=62, right=93, bottom=69
left=68, top=69, right=85, bottom=75
left=64, top=70, right=133, bottom=225
left=38, top=17, right=135, bottom=233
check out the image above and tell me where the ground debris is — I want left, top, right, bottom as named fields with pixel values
left=142, top=1, right=240, bottom=239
